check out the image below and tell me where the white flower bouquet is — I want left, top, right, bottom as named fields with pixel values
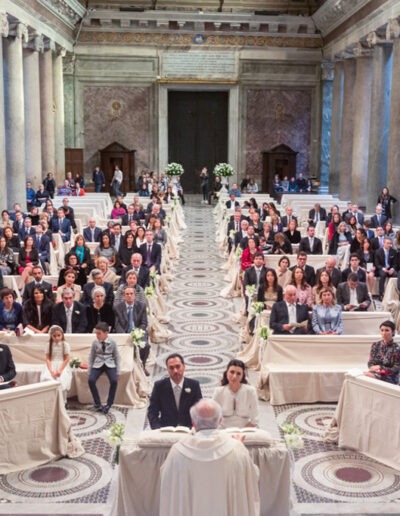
left=130, top=328, right=146, bottom=349
left=245, top=284, right=257, bottom=298
left=213, top=163, right=234, bottom=177
left=165, top=162, right=184, bottom=176
left=229, top=229, right=236, bottom=239
left=236, top=247, right=243, bottom=258
left=251, top=302, right=265, bottom=315
left=103, top=423, right=125, bottom=464
left=69, top=357, right=81, bottom=368
left=280, top=421, right=304, bottom=450
left=257, top=325, right=271, bottom=340
left=145, top=286, right=155, bottom=298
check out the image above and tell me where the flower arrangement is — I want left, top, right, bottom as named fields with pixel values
left=229, top=229, right=236, bottom=240
left=131, top=328, right=146, bottom=349
left=280, top=421, right=304, bottom=450
left=145, top=286, right=155, bottom=298
left=213, top=163, right=234, bottom=177
left=103, top=423, right=125, bottom=464
left=69, top=357, right=81, bottom=368
left=165, top=162, right=184, bottom=176
left=149, top=269, right=158, bottom=287
left=245, top=284, right=257, bottom=298
left=257, top=325, right=271, bottom=340
left=251, top=302, right=265, bottom=315
left=236, top=246, right=243, bottom=258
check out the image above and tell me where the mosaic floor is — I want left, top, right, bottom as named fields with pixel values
left=0, top=197, right=399, bottom=515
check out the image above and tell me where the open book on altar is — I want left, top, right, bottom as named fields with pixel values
left=159, top=426, right=192, bottom=433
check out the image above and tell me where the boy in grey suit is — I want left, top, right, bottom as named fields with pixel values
left=88, top=322, right=121, bottom=414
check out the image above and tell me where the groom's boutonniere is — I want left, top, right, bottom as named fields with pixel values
left=75, top=310, right=80, bottom=315
left=184, top=387, right=191, bottom=394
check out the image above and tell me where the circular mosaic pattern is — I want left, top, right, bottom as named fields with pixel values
left=69, top=407, right=125, bottom=438
left=0, top=455, right=113, bottom=502
left=181, top=280, right=217, bottom=288
left=276, top=405, right=336, bottom=440
left=168, top=334, right=237, bottom=352
left=168, top=308, right=228, bottom=323
left=156, top=351, right=233, bottom=371
left=294, top=451, right=400, bottom=502
left=176, top=322, right=222, bottom=335
left=171, top=299, right=219, bottom=309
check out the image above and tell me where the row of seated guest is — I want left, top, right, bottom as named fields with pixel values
left=272, top=173, right=312, bottom=193
left=244, top=251, right=371, bottom=314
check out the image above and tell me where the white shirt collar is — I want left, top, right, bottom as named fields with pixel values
left=170, top=378, right=184, bottom=390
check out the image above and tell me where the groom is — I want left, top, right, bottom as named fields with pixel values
left=147, top=353, right=202, bottom=429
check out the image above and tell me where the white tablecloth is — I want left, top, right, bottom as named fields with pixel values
left=258, top=335, right=380, bottom=405
left=0, top=381, right=83, bottom=473
left=113, top=429, right=290, bottom=516
left=325, top=372, right=400, bottom=471
left=0, top=333, right=151, bottom=407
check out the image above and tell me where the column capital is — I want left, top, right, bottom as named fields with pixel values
left=43, top=36, right=56, bottom=52
left=63, top=52, right=75, bottom=75
left=366, top=30, right=392, bottom=48
left=8, top=21, right=28, bottom=43
left=56, top=45, right=67, bottom=58
left=321, top=61, right=334, bottom=81
left=0, top=12, right=9, bottom=38
left=386, top=18, right=400, bottom=40
left=25, top=32, right=44, bottom=53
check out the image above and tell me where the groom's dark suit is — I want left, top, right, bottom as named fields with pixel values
left=147, top=377, right=203, bottom=429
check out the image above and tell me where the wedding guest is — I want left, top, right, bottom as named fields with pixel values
left=152, top=218, right=168, bottom=246
left=51, top=288, right=87, bottom=333
left=118, top=231, right=139, bottom=271
left=272, top=233, right=292, bottom=254
left=364, top=320, right=400, bottom=384
left=94, top=256, right=118, bottom=290
left=241, top=237, right=262, bottom=271
left=0, top=288, right=23, bottom=335
left=88, top=322, right=121, bottom=414
left=311, top=287, right=343, bottom=335
left=276, top=256, right=292, bottom=289
left=111, top=200, right=126, bottom=220
left=291, top=266, right=313, bottom=308
left=18, top=235, right=39, bottom=290
left=336, top=273, right=371, bottom=312
left=0, top=342, right=16, bottom=389
left=114, top=270, right=146, bottom=306
left=94, top=233, right=117, bottom=272
left=270, top=285, right=309, bottom=334
left=212, top=359, right=258, bottom=428
left=57, top=252, right=87, bottom=288
left=40, top=325, right=72, bottom=404
left=81, top=268, right=114, bottom=307
left=257, top=268, right=283, bottom=310
left=56, top=269, right=82, bottom=303
left=0, top=236, right=15, bottom=275
left=312, top=270, right=336, bottom=306
left=284, top=219, right=301, bottom=244
left=86, top=286, right=115, bottom=333
left=23, top=285, right=53, bottom=334
left=70, top=234, right=93, bottom=276
left=377, top=187, right=397, bottom=220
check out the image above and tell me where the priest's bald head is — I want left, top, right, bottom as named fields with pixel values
left=190, top=399, right=222, bottom=431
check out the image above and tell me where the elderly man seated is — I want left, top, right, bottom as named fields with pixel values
left=336, top=273, right=371, bottom=312
left=270, top=285, right=310, bottom=334
left=159, top=399, right=260, bottom=516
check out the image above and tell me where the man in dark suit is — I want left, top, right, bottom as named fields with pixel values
left=243, top=252, right=266, bottom=314
left=234, top=219, right=249, bottom=249
left=51, top=288, right=87, bottom=332
left=227, top=212, right=242, bottom=253
left=119, top=253, right=150, bottom=288
left=349, top=204, right=364, bottom=226
left=34, top=223, right=50, bottom=271
left=370, top=205, right=388, bottom=229
left=225, top=194, right=240, bottom=211
left=83, top=218, right=102, bottom=243
left=140, top=230, right=162, bottom=273
left=316, top=257, right=341, bottom=287
left=374, top=237, right=398, bottom=299
left=0, top=343, right=16, bottom=390
left=113, top=286, right=150, bottom=373
left=12, top=211, right=25, bottom=234
left=290, top=252, right=316, bottom=286
left=341, top=202, right=353, bottom=222
left=147, top=353, right=203, bottom=429
left=336, top=273, right=371, bottom=311
left=308, top=203, right=327, bottom=225
left=299, top=226, right=323, bottom=255
left=17, top=216, right=36, bottom=242
left=81, top=269, right=114, bottom=306
left=61, top=197, right=77, bottom=230
left=270, top=285, right=310, bottom=334
left=281, top=207, right=298, bottom=229
left=22, top=265, right=53, bottom=303
left=51, top=208, right=71, bottom=242
left=121, top=204, right=136, bottom=226
left=239, top=225, right=259, bottom=250
left=341, top=254, right=367, bottom=283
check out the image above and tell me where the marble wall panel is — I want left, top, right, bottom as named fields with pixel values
left=83, top=85, right=151, bottom=178
left=245, top=89, right=312, bottom=183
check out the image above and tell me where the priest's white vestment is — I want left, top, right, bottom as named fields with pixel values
left=159, top=430, right=260, bottom=516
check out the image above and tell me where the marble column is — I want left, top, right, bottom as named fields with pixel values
left=53, top=47, right=66, bottom=184
left=0, top=13, right=9, bottom=210
left=320, top=62, right=334, bottom=193
left=387, top=37, right=400, bottom=222
left=351, top=55, right=373, bottom=208
left=23, top=34, right=43, bottom=187
left=4, top=22, right=28, bottom=209
left=40, top=41, right=55, bottom=177
left=338, top=58, right=356, bottom=201
left=328, top=61, right=343, bottom=195
left=367, top=44, right=392, bottom=211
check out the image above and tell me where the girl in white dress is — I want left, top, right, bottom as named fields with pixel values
left=213, top=359, right=259, bottom=429
left=40, top=325, right=72, bottom=404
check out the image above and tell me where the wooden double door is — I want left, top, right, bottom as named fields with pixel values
left=168, top=91, right=228, bottom=193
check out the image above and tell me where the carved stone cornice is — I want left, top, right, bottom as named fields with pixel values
left=386, top=18, right=400, bottom=40
left=43, top=36, right=56, bottom=51
left=9, top=21, right=29, bottom=43
left=36, top=0, right=86, bottom=30
left=63, top=51, right=75, bottom=74
left=0, top=12, right=9, bottom=38
left=313, top=0, right=370, bottom=37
